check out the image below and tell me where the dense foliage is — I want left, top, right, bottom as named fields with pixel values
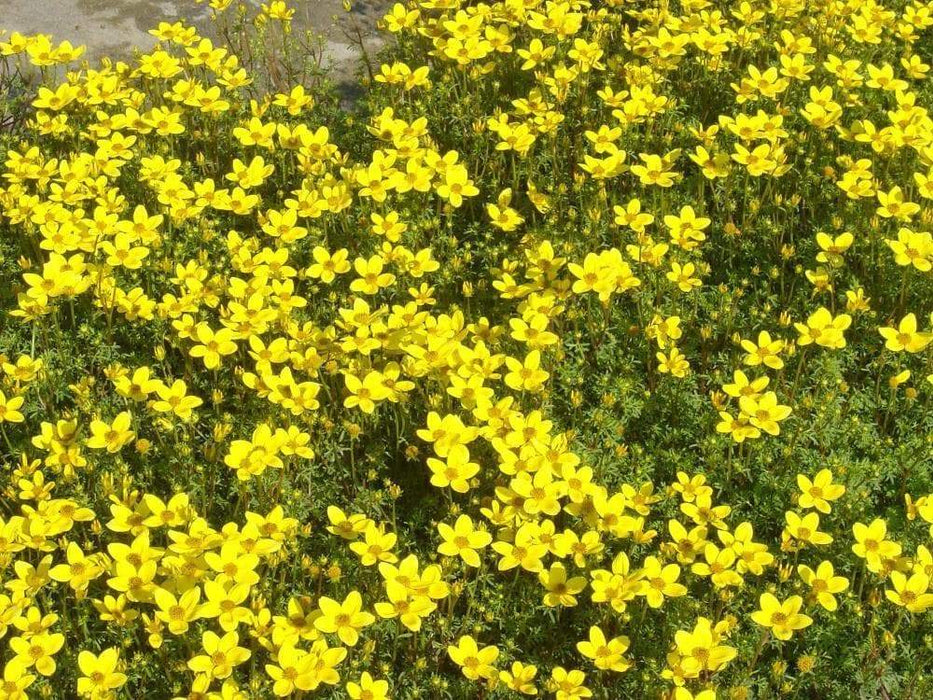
left=0, top=0, right=932, bottom=697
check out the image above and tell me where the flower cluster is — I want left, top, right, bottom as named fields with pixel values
left=0, top=0, right=932, bottom=697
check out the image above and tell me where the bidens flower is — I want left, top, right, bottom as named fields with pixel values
left=576, top=626, right=631, bottom=673
left=85, top=411, right=135, bottom=453
left=313, top=591, right=375, bottom=647
left=187, top=631, right=250, bottom=679
left=797, top=469, right=845, bottom=513
left=427, top=445, right=480, bottom=493
left=798, top=561, right=849, bottom=611
left=751, top=593, right=812, bottom=640
left=878, top=313, right=933, bottom=353
left=76, top=647, right=127, bottom=697
left=437, top=515, right=491, bottom=567
left=448, top=635, right=498, bottom=680
left=885, top=572, right=933, bottom=613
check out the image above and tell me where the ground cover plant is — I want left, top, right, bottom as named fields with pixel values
left=0, top=0, right=932, bottom=697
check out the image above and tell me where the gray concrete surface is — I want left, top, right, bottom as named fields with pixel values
left=0, top=0, right=385, bottom=85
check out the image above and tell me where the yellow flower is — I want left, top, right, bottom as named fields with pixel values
left=889, top=369, right=910, bottom=388
left=796, top=469, right=845, bottom=513
left=664, top=205, right=710, bottom=250
left=350, top=255, right=396, bottom=295
left=307, top=247, right=351, bottom=283
left=738, top=391, right=791, bottom=436
left=344, top=371, right=391, bottom=414
left=727, top=521, right=774, bottom=575
left=784, top=511, right=833, bottom=547
left=674, top=688, right=717, bottom=700
left=885, top=572, right=933, bottom=613
left=845, top=287, right=871, bottom=312
left=539, top=563, right=587, bottom=607
left=680, top=493, right=731, bottom=530
left=76, top=647, right=127, bottom=697
left=151, top=379, right=203, bottom=420
left=314, top=591, right=374, bottom=647
left=0, top=391, right=25, bottom=423
left=576, top=625, right=631, bottom=673
left=795, top=307, right=851, bottom=349
left=613, top=198, right=654, bottom=232
left=448, top=635, right=498, bottom=680
left=325, top=506, right=371, bottom=540
left=373, top=581, right=435, bottom=632
left=499, top=661, right=538, bottom=695
left=436, top=163, right=478, bottom=207
left=113, top=366, right=161, bottom=402
left=798, top=560, right=849, bottom=611
left=346, top=672, right=389, bottom=700
left=99, top=232, right=149, bottom=269
left=876, top=185, right=919, bottom=221
left=187, top=631, right=250, bottom=679
left=487, top=189, right=525, bottom=231
left=427, top=444, right=480, bottom=493
left=509, top=313, right=559, bottom=349
left=666, top=520, right=709, bottom=564
left=265, top=645, right=311, bottom=697
left=349, top=524, right=398, bottom=566
left=0, top=661, right=35, bottom=697
left=550, top=666, right=592, bottom=699
left=631, top=153, right=679, bottom=187
left=750, top=593, right=812, bottom=640
left=672, top=473, right=708, bottom=504
left=85, top=411, right=135, bottom=453
left=852, top=519, right=902, bottom=571
left=878, top=313, right=933, bottom=353
left=673, top=617, right=736, bottom=676
left=48, top=542, right=103, bottom=594
left=885, top=228, right=932, bottom=271
left=437, top=515, right=491, bottom=568
left=815, top=230, right=853, bottom=265
left=690, top=543, right=743, bottom=589
left=504, top=350, right=549, bottom=392
left=233, top=117, right=276, bottom=148
left=511, top=470, right=565, bottom=516
left=639, top=556, right=687, bottom=607
left=722, top=370, right=769, bottom=399
left=204, top=542, right=260, bottom=587
left=740, top=331, right=785, bottom=369
left=666, top=261, right=703, bottom=292
left=223, top=423, right=283, bottom=480
left=492, top=524, right=548, bottom=573
left=716, top=411, right=760, bottom=443
left=189, top=324, right=238, bottom=369
left=152, top=586, right=201, bottom=635
left=657, top=347, right=690, bottom=377
left=9, top=631, right=64, bottom=676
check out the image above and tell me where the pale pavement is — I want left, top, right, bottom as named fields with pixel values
left=0, top=0, right=385, bottom=85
